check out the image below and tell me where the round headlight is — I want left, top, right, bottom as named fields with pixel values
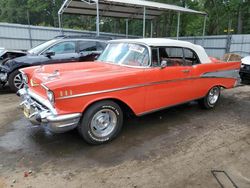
left=47, top=90, right=55, bottom=104
left=241, top=64, right=245, bottom=68
left=22, top=73, right=28, bottom=84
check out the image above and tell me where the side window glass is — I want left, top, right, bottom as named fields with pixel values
left=79, top=41, right=97, bottom=52
left=165, top=47, right=183, bottom=58
left=96, top=42, right=107, bottom=51
left=183, top=48, right=200, bottom=65
left=163, top=47, right=185, bottom=67
left=46, top=42, right=76, bottom=54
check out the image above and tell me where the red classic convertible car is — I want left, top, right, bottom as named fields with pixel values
left=18, top=38, right=241, bottom=144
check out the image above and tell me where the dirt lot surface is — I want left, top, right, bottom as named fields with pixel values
left=0, top=85, right=250, bottom=188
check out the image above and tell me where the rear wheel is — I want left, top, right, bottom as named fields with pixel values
left=78, top=100, right=123, bottom=144
left=8, top=70, right=25, bottom=92
left=198, top=86, right=221, bottom=109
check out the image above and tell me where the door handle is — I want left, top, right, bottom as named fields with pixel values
left=181, top=69, right=190, bottom=73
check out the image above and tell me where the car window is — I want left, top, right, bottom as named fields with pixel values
left=79, top=41, right=97, bottom=52
left=96, top=42, right=107, bottom=51
left=28, top=39, right=58, bottom=54
left=183, top=48, right=200, bottom=65
left=159, top=47, right=185, bottom=67
left=45, top=41, right=76, bottom=54
left=98, top=43, right=149, bottom=67
left=165, top=47, right=183, bottom=58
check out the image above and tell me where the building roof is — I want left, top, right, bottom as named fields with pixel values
left=61, top=0, right=206, bottom=20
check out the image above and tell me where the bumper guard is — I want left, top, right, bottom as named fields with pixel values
left=17, top=88, right=81, bottom=133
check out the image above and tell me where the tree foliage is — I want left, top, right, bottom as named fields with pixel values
left=0, top=0, right=249, bottom=37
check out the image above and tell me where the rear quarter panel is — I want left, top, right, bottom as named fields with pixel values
left=191, top=61, right=241, bottom=98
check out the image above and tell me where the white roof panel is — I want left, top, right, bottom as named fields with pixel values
left=109, top=38, right=211, bottom=64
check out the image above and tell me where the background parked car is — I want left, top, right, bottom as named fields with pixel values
left=0, top=36, right=108, bottom=92
left=0, top=47, right=27, bottom=65
left=239, top=52, right=250, bottom=82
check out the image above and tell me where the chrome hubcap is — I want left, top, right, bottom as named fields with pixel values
left=208, top=87, right=220, bottom=105
left=90, top=109, right=117, bottom=138
left=13, top=73, right=24, bottom=90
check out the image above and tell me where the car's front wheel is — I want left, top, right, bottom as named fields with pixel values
left=78, top=100, right=123, bottom=144
left=198, top=86, right=221, bottom=109
left=8, top=70, right=25, bottom=92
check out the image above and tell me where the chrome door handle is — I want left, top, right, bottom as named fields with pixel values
left=182, top=69, right=190, bottom=73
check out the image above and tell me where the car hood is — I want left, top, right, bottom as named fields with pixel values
left=1, top=54, right=37, bottom=72
left=28, top=61, right=145, bottom=94
left=242, top=56, right=250, bottom=65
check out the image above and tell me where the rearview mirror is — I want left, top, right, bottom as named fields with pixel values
left=160, top=60, right=167, bottom=69
left=45, top=51, right=55, bottom=58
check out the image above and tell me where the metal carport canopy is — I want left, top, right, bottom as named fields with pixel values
left=58, top=0, right=207, bottom=38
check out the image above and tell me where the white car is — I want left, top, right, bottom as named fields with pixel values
left=240, top=55, right=250, bottom=82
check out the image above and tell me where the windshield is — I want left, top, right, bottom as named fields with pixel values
left=28, top=39, right=58, bottom=54
left=98, top=43, right=150, bottom=67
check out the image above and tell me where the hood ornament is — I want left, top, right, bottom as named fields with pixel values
left=48, top=70, right=60, bottom=79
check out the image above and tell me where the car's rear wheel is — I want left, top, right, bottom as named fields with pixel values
left=198, top=86, right=221, bottom=109
left=78, top=100, right=123, bottom=144
left=8, top=70, right=25, bottom=92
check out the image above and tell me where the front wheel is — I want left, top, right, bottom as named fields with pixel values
left=78, top=100, right=123, bottom=144
left=8, top=70, right=25, bottom=92
left=198, top=86, right=221, bottom=109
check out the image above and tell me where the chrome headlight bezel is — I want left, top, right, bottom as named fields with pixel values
left=22, top=73, right=29, bottom=84
left=47, top=90, right=55, bottom=105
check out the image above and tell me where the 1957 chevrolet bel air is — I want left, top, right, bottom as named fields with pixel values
left=18, top=38, right=241, bottom=144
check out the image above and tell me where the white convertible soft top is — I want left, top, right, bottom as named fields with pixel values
left=110, top=38, right=211, bottom=64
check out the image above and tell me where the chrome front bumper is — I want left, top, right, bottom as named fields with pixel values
left=17, top=88, right=81, bottom=133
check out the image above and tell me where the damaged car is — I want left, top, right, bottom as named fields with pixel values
left=0, top=36, right=107, bottom=91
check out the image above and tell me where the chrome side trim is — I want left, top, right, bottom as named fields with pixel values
left=41, top=83, right=49, bottom=90
left=57, top=69, right=239, bottom=100
left=201, top=69, right=240, bottom=79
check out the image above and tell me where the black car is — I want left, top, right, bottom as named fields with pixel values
left=0, top=47, right=27, bottom=64
left=0, top=36, right=107, bottom=92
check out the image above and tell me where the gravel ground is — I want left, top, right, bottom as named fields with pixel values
left=0, top=85, right=249, bottom=188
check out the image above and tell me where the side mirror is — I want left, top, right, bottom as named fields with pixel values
left=44, top=51, right=55, bottom=58
left=160, top=60, right=168, bottom=69
left=79, top=51, right=90, bottom=57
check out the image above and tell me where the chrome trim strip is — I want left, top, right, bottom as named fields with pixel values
left=201, top=69, right=240, bottom=79
left=57, top=69, right=239, bottom=100
left=41, top=83, right=49, bottom=91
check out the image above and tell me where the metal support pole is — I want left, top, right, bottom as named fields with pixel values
left=126, top=19, right=129, bottom=38
left=96, top=0, right=100, bottom=36
left=58, top=0, right=72, bottom=35
left=202, top=15, right=207, bottom=46
left=27, top=11, right=32, bottom=48
left=58, top=14, right=63, bottom=34
left=150, top=20, right=153, bottom=38
left=177, top=12, right=180, bottom=40
left=143, top=6, right=146, bottom=38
